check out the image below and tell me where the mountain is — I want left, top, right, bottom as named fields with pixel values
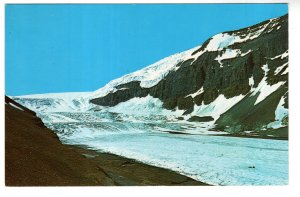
left=12, top=14, right=288, bottom=136
left=90, top=14, right=288, bottom=134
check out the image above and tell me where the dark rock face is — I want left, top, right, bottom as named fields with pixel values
left=187, top=116, right=214, bottom=122
left=90, top=81, right=149, bottom=106
left=90, top=14, right=288, bottom=132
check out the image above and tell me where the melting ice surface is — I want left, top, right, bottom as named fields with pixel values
left=39, top=111, right=288, bottom=186
left=14, top=94, right=288, bottom=186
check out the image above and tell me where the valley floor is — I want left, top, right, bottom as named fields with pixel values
left=5, top=98, right=207, bottom=186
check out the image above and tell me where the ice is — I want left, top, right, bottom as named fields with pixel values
left=46, top=113, right=79, bottom=123
left=108, top=95, right=184, bottom=116
left=8, top=102, right=24, bottom=111
left=12, top=92, right=95, bottom=113
left=61, top=131, right=288, bottom=186
left=17, top=92, right=90, bottom=99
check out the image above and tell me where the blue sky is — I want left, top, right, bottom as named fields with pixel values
left=5, top=4, right=288, bottom=96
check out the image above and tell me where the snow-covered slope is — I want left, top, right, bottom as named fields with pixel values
left=13, top=14, right=288, bottom=133
left=13, top=92, right=95, bottom=112
left=90, top=46, right=200, bottom=99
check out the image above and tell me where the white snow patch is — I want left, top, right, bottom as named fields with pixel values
left=215, top=49, right=240, bottom=67
left=206, top=33, right=237, bottom=51
left=267, top=96, right=288, bottom=129
left=185, top=87, right=204, bottom=98
left=262, top=64, right=269, bottom=73
left=282, top=67, right=288, bottom=75
left=274, top=62, right=288, bottom=75
left=192, top=94, right=245, bottom=121
left=109, top=95, right=184, bottom=116
left=270, top=50, right=288, bottom=60
left=249, top=76, right=254, bottom=87
left=241, top=49, right=252, bottom=57
left=9, top=102, right=24, bottom=111
left=281, top=50, right=288, bottom=59
left=252, top=77, right=285, bottom=105
left=251, top=64, right=285, bottom=105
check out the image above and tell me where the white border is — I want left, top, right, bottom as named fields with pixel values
left=1, top=1, right=300, bottom=197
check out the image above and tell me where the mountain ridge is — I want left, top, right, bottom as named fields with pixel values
left=89, top=14, right=288, bottom=133
left=12, top=14, right=288, bottom=134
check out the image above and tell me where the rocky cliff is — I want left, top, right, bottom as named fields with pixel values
left=90, top=14, right=288, bottom=133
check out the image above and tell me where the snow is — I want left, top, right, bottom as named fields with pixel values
left=215, top=49, right=240, bottom=67
left=274, top=62, right=288, bottom=75
left=267, top=95, right=288, bottom=129
left=282, top=67, right=288, bottom=75
left=214, top=49, right=252, bottom=67
left=240, top=49, right=252, bottom=57
left=249, top=76, right=254, bottom=87
left=262, top=64, right=270, bottom=73
left=270, top=50, right=288, bottom=60
left=185, top=87, right=204, bottom=98
left=252, top=77, right=285, bottom=105
left=13, top=92, right=95, bottom=113
left=108, top=95, right=184, bottom=116
left=8, top=15, right=288, bottom=186
left=192, top=94, right=245, bottom=121
left=8, top=102, right=24, bottom=111
left=251, top=64, right=286, bottom=105
left=91, top=46, right=200, bottom=99
left=206, top=33, right=237, bottom=51
left=89, top=17, right=278, bottom=100
left=275, top=96, right=288, bottom=122
left=281, top=50, right=288, bottom=59
left=15, top=92, right=90, bottom=99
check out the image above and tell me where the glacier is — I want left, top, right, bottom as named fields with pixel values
left=61, top=131, right=288, bottom=186
left=13, top=93, right=288, bottom=186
